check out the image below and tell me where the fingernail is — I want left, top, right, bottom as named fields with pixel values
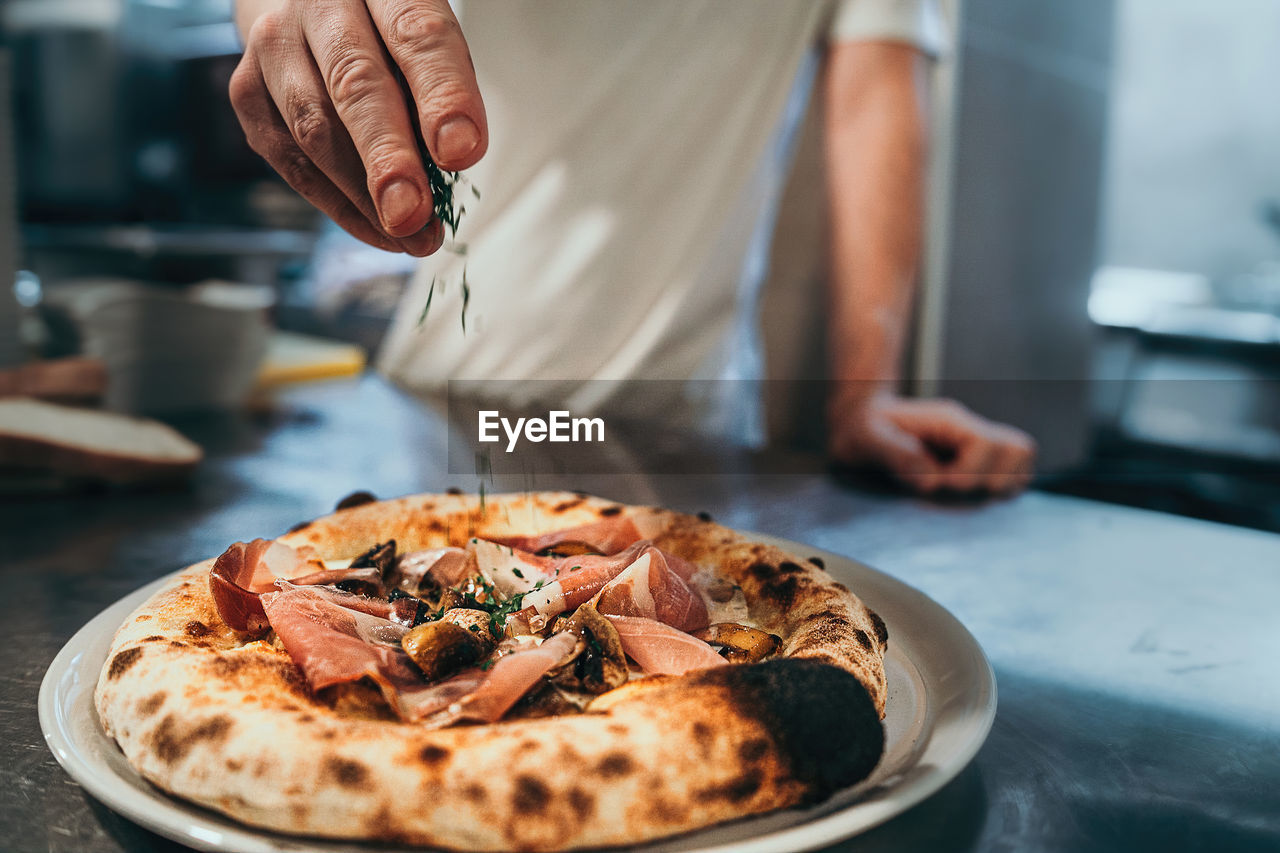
left=378, top=179, right=423, bottom=232
left=436, top=114, right=480, bottom=166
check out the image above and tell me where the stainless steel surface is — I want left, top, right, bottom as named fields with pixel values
left=5, top=376, right=1279, bottom=852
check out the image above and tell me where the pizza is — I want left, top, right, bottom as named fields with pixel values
left=94, top=491, right=888, bottom=850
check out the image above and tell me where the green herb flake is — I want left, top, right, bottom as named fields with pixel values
left=480, top=658, right=495, bottom=671
left=512, top=568, right=524, bottom=579
left=417, top=275, right=437, bottom=326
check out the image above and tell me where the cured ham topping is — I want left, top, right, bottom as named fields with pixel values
left=420, top=632, right=579, bottom=728
left=595, top=550, right=709, bottom=632
left=490, top=511, right=663, bottom=556
left=604, top=615, right=728, bottom=675
left=393, top=547, right=476, bottom=593
left=209, top=539, right=325, bottom=633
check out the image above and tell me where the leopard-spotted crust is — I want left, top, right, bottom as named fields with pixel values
left=95, top=492, right=887, bottom=851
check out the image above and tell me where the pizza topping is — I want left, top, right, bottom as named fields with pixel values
left=692, top=623, right=782, bottom=663
left=594, top=549, right=709, bottom=632
left=286, top=566, right=384, bottom=595
left=603, top=615, right=728, bottom=675
left=393, top=547, right=476, bottom=594
left=419, top=631, right=579, bottom=728
left=489, top=513, right=659, bottom=556
left=517, top=541, right=653, bottom=620
left=547, top=604, right=628, bottom=693
left=401, top=619, right=491, bottom=680
left=469, top=539, right=554, bottom=596
left=259, top=585, right=427, bottom=712
left=209, top=539, right=320, bottom=633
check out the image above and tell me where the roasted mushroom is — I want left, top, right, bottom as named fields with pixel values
left=401, top=608, right=496, bottom=679
left=548, top=604, right=628, bottom=693
left=535, top=541, right=605, bottom=558
left=693, top=623, right=781, bottom=663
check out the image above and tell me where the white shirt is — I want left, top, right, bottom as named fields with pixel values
left=378, top=0, right=943, bottom=439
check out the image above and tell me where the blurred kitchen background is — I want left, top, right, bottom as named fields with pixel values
left=0, top=0, right=1276, bottom=530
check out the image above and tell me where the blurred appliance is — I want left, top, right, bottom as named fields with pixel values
left=0, top=48, right=19, bottom=366
left=41, top=277, right=273, bottom=414
left=6, top=1, right=317, bottom=286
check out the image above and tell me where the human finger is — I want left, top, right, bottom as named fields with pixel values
left=302, top=1, right=435, bottom=237
left=229, top=53, right=403, bottom=252
left=366, top=0, right=488, bottom=170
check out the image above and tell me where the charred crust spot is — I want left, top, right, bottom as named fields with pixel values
left=418, top=744, right=450, bottom=766
left=748, top=561, right=774, bottom=581
left=851, top=628, right=871, bottom=650
left=553, top=497, right=586, bottom=513
left=140, top=635, right=165, bottom=643
left=138, top=692, right=166, bottom=716
left=513, top=775, right=551, bottom=812
left=446, top=487, right=464, bottom=495
left=739, top=738, right=770, bottom=763
left=285, top=520, right=311, bottom=534
left=296, top=714, right=314, bottom=723
left=809, top=556, right=825, bottom=568
left=168, top=640, right=186, bottom=648
left=148, top=714, right=233, bottom=764
left=692, top=721, right=713, bottom=743
left=869, top=611, right=889, bottom=648
left=323, top=756, right=369, bottom=789
left=335, top=490, right=377, bottom=510
left=697, top=770, right=762, bottom=804
left=606, top=723, right=628, bottom=736
left=568, top=787, right=595, bottom=816
left=184, top=620, right=211, bottom=638
left=598, top=505, right=623, bottom=517
left=778, top=561, right=804, bottom=575
left=463, top=783, right=488, bottom=803
left=698, top=660, right=883, bottom=801
left=696, top=511, right=713, bottom=522
left=107, top=647, right=143, bottom=680
left=597, top=752, right=634, bottom=778
left=226, top=759, right=243, bottom=771
left=759, top=575, right=799, bottom=607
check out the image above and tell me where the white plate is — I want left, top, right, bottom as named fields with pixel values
left=40, top=537, right=995, bottom=853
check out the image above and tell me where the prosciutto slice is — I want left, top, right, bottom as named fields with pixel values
left=259, top=585, right=429, bottom=714
left=605, top=615, right=727, bottom=675
left=595, top=550, right=709, bottom=632
left=392, top=547, right=476, bottom=593
left=210, top=539, right=325, bottom=632
left=491, top=512, right=662, bottom=556
left=258, top=584, right=575, bottom=723
left=420, top=633, right=579, bottom=728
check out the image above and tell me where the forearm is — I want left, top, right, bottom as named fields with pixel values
left=822, top=42, right=930, bottom=391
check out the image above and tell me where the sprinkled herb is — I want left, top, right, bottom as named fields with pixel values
left=424, top=158, right=468, bottom=240
left=414, top=151, right=478, bottom=330
left=417, top=275, right=436, bottom=327
left=468, top=623, right=480, bottom=633
left=480, top=658, right=495, bottom=671
left=460, top=266, right=471, bottom=334
left=512, top=568, right=524, bottom=579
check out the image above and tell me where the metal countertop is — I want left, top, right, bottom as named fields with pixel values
left=4, top=377, right=1278, bottom=852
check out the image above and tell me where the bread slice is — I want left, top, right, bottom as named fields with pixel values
left=0, top=398, right=202, bottom=484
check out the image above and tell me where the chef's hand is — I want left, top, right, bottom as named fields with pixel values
left=230, top=0, right=487, bottom=255
left=828, top=390, right=1036, bottom=495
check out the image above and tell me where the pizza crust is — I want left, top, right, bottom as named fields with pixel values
left=95, top=492, right=887, bottom=850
